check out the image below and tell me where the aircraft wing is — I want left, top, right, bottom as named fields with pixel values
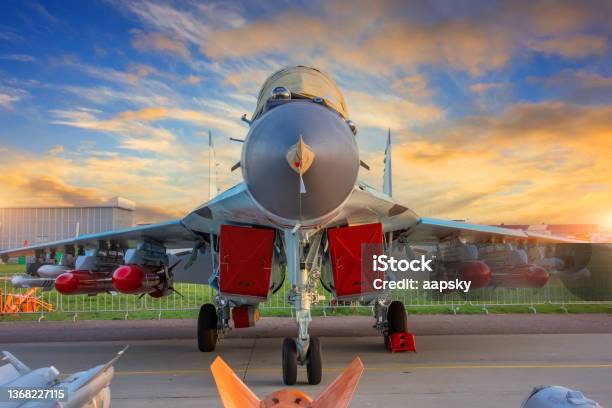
left=401, top=217, right=584, bottom=244
left=0, top=220, right=201, bottom=257
left=333, top=182, right=584, bottom=244
left=0, top=183, right=277, bottom=258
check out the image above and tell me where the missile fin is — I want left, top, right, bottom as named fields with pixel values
left=1, top=351, right=31, bottom=374
left=312, top=357, right=364, bottom=408
left=211, top=356, right=261, bottom=408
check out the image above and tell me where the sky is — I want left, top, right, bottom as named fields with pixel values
left=0, top=0, right=611, bottom=227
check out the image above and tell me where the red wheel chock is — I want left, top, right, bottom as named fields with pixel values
left=385, top=332, right=416, bottom=353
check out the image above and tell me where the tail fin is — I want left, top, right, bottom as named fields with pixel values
left=1, top=351, right=31, bottom=374
left=383, top=129, right=392, bottom=197
left=211, top=356, right=261, bottom=408
left=209, top=130, right=218, bottom=200
left=312, top=357, right=364, bottom=408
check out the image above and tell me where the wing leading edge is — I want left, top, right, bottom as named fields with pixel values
left=0, top=182, right=280, bottom=258
left=339, top=185, right=584, bottom=244
left=0, top=220, right=202, bottom=258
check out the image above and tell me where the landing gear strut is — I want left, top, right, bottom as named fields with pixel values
left=282, top=230, right=324, bottom=385
left=197, top=303, right=218, bottom=352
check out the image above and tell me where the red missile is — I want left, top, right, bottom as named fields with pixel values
left=457, top=260, right=492, bottom=289
left=112, top=265, right=162, bottom=294
left=55, top=271, right=114, bottom=295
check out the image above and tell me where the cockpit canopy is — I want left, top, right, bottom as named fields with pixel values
left=253, top=66, right=348, bottom=121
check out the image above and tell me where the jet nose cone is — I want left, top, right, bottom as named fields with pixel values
left=242, top=102, right=359, bottom=226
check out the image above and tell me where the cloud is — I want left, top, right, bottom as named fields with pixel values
left=29, top=2, right=59, bottom=24
left=60, top=85, right=171, bottom=107
left=154, top=0, right=608, bottom=76
left=385, top=102, right=612, bottom=224
left=22, top=175, right=182, bottom=223
left=0, top=93, right=21, bottom=109
left=48, top=145, right=64, bottom=155
left=357, top=21, right=513, bottom=76
left=122, top=1, right=244, bottom=44
left=131, top=30, right=190, bottom=58
left=470, top=82, right=509, bottom=94
left=223, top=67, right=273, bottom=93
left=186, top=75, right=203, bottom=84
left=50, top=107, right=178, bottom=154
left=532, top=69, right=612, bottom=103
left=0, top=54, right=36, bottom=62
left=0, top=87, right=27, bottom=109
left=347, top=90, right=443, bottom=130
left=391, top=74, right=432, bottom=99
left=0, top=147, right=208, bottom=223
left=50, top=106, right=244, bottom=154
left=529, top=34, right=607, bottom=58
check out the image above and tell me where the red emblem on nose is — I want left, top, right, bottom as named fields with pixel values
left=286, top=135, right=314, bottom=175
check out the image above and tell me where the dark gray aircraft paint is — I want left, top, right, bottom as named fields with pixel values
left=241, top=101, right=359, bottom=224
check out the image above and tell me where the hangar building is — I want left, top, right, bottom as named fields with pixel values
left=0, top=197, right=135, bottom=250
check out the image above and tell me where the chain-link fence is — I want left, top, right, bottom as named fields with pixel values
left=3, top=242, right=612, bottom=318
left=2, top=268, right=610, bottom=320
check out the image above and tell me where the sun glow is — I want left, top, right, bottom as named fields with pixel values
left=602, top=212, right=612, bottom=231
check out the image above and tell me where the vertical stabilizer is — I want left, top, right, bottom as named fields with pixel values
left=383, top=128, right=392, bottom=197
left=211, top=357, right=261, bottom=408
left=312, top=357, right=364, bottom=408
left=209, top=130, right=218, bottom=200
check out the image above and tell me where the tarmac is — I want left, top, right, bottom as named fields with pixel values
left=1, top=315, right=611, bottom=407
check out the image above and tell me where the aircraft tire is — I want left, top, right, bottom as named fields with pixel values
left=387, top=301, right=407, bottom=334
left=306, top=337, right=322, bottom=385
left=197, top=303, right=218, bottom=352
left=282, top=337, right=298, bottom=385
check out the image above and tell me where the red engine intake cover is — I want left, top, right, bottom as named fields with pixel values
left=219, top=225, right=275, bottom=299
left=55, top=271, right=114, bottom=295
left=327, top=223, right=384, bottom=298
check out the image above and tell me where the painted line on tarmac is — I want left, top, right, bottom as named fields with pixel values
left=114, top=363, right=612, bottom=376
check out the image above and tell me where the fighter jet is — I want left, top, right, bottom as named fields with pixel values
left=1, top=66, right=609, bottom=385
left=0, top=347, right=126, bottom=407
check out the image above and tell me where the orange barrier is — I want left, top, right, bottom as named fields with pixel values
left=0, top=288, right=54, bottom=314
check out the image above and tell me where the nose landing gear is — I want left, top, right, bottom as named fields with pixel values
left=282, top=229, right=325, bottom=385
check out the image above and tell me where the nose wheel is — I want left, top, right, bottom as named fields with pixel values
left=306, top=337, right=322, bottom=384
left=282, top=336, right=322, bottom=385
left=282, top=337, right=298, bottom=385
